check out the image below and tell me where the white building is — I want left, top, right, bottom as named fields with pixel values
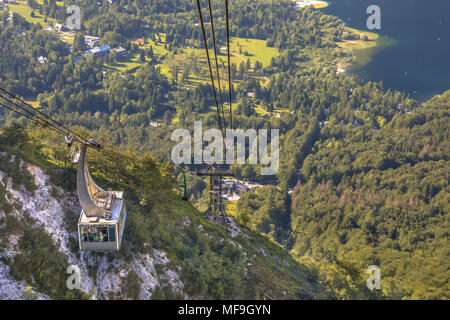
left=85, top=36, right=101, bottom=48
left=37, top=56, right=48, bottom=64
left=54, top=24, right=69, bottom=32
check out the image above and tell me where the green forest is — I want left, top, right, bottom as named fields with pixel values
left=0, top=0, right=448, bottom=300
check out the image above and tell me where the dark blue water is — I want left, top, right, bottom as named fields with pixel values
left=322, top=0, right=450, bottom=101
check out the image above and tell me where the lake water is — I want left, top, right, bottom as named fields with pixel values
left=321, top=0, right=450, bottom=101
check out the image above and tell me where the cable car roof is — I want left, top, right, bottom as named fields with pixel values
left=79, top=193, right=124, bottom=224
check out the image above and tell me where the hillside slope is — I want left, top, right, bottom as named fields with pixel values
left=0, top=126, right=332, bottom=300
left=236, top=91, right=449, bottom=299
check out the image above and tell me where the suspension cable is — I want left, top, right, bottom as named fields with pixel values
left=0, top=97, right=70, bottom=137
left=0, top=101, right=56, bottom=130
left=102, top=148, right=137, bottom=163
left=0, top=92, right=139, bottom=165
left=0, top=87, right=88, bottom=143
left=225, top=0, right=233, bottom=129
left=207, top=0, right=226, bottom=129
left=195, top=0, right=224, bottom=136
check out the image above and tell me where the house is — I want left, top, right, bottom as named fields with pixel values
left=130, top=38, right=144, bottom=46
left=150, top=122, right=158, bottom=128
left=37, top=56, right=48, bottom=64
left=112, top=47, right=127, bottom=57
left=86, top=45, right=111, bottom=57
left=247, top=91, right=255, bottom=98
left=85, top=36, right=101, bottom=48
left=55, top=24, right=69, bottom=32
left=342, top=31, right=351, bottom=40
left=319, top=121, right=329, bottom=128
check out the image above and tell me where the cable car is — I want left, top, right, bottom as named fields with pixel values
left=73, top=140, right=127, bottom=251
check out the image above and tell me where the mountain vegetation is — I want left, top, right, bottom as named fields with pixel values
left=0, top=124, right=332, bottom=299
left=0, top=0, right=448, bottom=299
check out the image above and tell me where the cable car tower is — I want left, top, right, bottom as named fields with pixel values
left=193, top=0, right=236, bottom=224
left=196, top=161, right=233, bottom=223
left=67, top=137, right=127, bottom=251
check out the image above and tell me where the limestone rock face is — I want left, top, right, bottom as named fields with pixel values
left=0, top=161, right=185, bottom=300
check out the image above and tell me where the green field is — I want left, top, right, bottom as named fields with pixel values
left=8, top=3, right=282, bottom=122
left=229, top=37, right=279, bottom=67
left=153, top=35, right=279, bottom=88
left=35, top=0, right=64, bottom=6
left=253, top=104, right=292, bottom=117
left=9, top=3, right=57, bottom=27
left=337, top=27, right=379, bottom=51
left=7, top=2, right=280, bottom=88
left=59, top=33, right=74, bottom=44
left=9, top=4, right=75, bottom=44
left=103, top=34, right=170, bottom=74
left=145, top=33, right=170, bottom=57
left=103, top=54, right=144, bottom=73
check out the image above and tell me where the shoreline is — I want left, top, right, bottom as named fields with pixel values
left=337, top=26, right=396, bottom=74
left=290, top=0, right=391, bottom=75
left=293, top=1, right=329, bottom=9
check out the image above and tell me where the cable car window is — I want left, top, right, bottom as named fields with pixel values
left=98, top=226, right=108, bottom=242
left=87, top=226, right=110, bottom=242
left=80, top=225, right=88, bottom=242
left=109, top=226, right=116, bottom=242
left=87, top=226, right=100, bottom=242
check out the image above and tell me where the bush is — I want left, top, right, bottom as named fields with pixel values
left=10, top=226, right=87, bottom=299
left=121, top=270, right=141, bottom=299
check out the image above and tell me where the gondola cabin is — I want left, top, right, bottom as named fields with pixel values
left=78, top=191, right=126, bottom=251
left=73, top=140, right=127, bottom=251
